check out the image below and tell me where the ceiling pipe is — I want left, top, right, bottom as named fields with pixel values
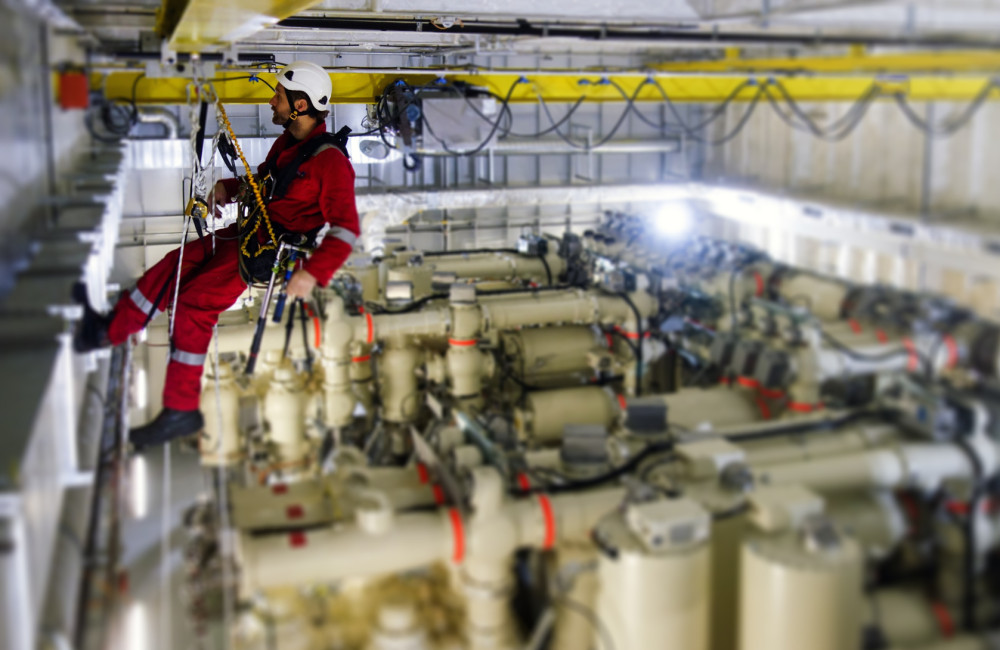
left=134, top=108, right=179, bottom=140
left=415, top=137, right=681, bottom=156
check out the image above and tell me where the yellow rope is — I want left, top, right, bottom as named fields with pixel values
left=216, top=101, right=278, bottom=258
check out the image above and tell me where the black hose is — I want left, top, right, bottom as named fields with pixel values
left=954, top=438, right=985, bottom=632
left=615, top=291, right=644, bottom=397
left=514, top=442, right=675, bottom=495
left=721, top=408, right=898, bottom=443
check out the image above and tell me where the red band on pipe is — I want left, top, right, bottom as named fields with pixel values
left=787, top=401, right=825, bottom=413
left=289, top=531, right=307, bottom=548
left=617, top=394, right=627, bottom=410
left=352, top=354, right=371, bottom=363
left=517, top=473, right=531, bottom=491
left=903, top=337, right=919, bottom=372
left=365, top=312, right=374, bottom=344
left=876, top=329, right=888, bottom=344
left=448, top=338, right=477, bottom=347
left=943, top=335, right=959, bottom=369
left=754, top=395, right=772, bottom=420
left=416, top=463, right=430, bottom=484
left=286, top=505, right=304, bottom=520
left=605, top=332, right=615, bottom=349
left=448, top=509, right=465, bottom=564
left=736, top=376, right=760, bottom=390
left=757, top=387, right=786, bottom=400
left=932, top=602, right=955, bottom=638
left=613, top=325, right=649, bottom=340
left=432, top=484, right=445, bottom=505
left=946, top=500, right=970, bottom=516
left=753, top=271, right=764, bottom=297
left=537, top=495, right=556, bottom=550
left=271, top=484, right=288, bottom=495
left=848, top=319, right=862, bottom=334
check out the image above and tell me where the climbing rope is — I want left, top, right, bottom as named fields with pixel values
left=215, top=101, right=279, bottom=258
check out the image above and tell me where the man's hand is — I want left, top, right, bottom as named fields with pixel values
left=213, top=181, right=229, bottom=206
left=286, top=268, right=317, bottom=300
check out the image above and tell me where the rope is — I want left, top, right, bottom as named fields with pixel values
left=216, top=101, right=278, bottom=258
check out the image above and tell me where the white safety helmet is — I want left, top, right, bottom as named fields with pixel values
left=278, top=61, right=332, bottom=112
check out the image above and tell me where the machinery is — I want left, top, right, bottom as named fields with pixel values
left=165, top=211, right=1000, bottom=650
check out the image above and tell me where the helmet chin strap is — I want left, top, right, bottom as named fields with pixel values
left=282, top=110, right=299, bottom=130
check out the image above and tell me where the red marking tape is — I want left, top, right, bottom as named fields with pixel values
left=289, top=531, right=307, bottom=548
left=754, top=395, right=772, bottom=420
left=848, top=319, right=862, bottom=334
left=432, top=484, right=445, bottom=505
left=876, top=329, right=889, bottom=344
left=448, top=509, right=465, bottom=564
left=448, top=338, right=478, bottom=347
left=537, top=495, right=556, bottom=550
left=757, top=386, right=786, bottom=400
left=787, top=401, right=825, bottom=413
left=364, top=311, right=374, bottom=344
left=753, top=271, right=764, bottom=297
left=943, top=335, right=959, bottom=369
left=737, top=376, right=760, bottom=390
left=271, top=484, right=288, bottom=495
left=517, top=473, right=532, bottom=491
left=352, top=354, right=371, bottom=363
left=286, top=505, right=304, bottom=520
left=903, top=337, right=919, bottom=372
left=416, top=463, right=430, bottom=484
left=932, top=602, right=954, bottom=638
left=617, top=394, right=627, bottom=410
left=605, top=332, right=615, bottom=349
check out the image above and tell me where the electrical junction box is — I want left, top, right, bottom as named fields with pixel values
left=420, top=97, right=499, bottom=152
left=625, top=498, right=710, bottom=553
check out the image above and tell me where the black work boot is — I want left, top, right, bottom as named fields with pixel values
left=72, top=281, right=111, bottom=353
left=129, top=408, right=205, bottom=451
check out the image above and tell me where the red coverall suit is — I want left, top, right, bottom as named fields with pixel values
left=107, top=122, right=359, bottom=411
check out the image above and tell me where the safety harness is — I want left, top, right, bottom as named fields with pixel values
left=234, top=126, right=352, bottom=283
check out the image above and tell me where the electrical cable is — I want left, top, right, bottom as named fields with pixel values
left=720, top=408, right=898, bottom=443
left=538, top=253, right=553, bottom=286
left=820, top=328, right=932, bottom=372
left=953, top=437, right=986, bottom=632
left=763, top=80, right=881, bottom=142
left=613, top=291, right=644, bottom=397
left=513, top=442, right=674, bottom=495
left=557, top=595, right=616, bottom=650
left=892, top=79, right=999, bottom=138
left=420, top=79, right=524, bottom=156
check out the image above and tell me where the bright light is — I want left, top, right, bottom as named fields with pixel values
left=125, top=602, right=148, bottom=650
left=653, top=201, right=695, bottom=239
left=129, top=454, right=148, bottom=519
left=134, top=366, right=147, bottom=410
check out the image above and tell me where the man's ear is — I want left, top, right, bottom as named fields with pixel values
left=294, top=98, right=309, bottom=114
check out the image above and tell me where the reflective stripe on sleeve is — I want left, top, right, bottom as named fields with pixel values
left=170, top=348, right=207, bottom=366
left=327, top=226, right=358, bottom=247
left=129, top=288, right=162, bottom=319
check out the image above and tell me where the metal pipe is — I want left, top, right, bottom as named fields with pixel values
left=415, top=138, right=681, bottom=157
left=135, top=108, right=179, bottom=139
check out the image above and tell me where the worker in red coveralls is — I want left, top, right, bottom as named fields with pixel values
left=74, top=61, right=359, bottom=448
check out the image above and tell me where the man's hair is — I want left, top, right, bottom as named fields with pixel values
left=285, top=87, right=330, bottom=121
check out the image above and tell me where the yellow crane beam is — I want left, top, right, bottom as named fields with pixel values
left=99, top=69, right=997, bottom=106
left=650, top=48, right=1000, bottom=75
left=157, top=0, right=325, bottom=52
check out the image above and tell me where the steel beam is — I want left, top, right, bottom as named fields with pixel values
left=650, top=49, right=1000, bottom=74
left=158, top=0, right=326, bottom=52
left=99, top=69, right=998, bottom=105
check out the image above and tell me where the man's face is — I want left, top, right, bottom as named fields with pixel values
left=269, top=84, right=296, bottom=125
